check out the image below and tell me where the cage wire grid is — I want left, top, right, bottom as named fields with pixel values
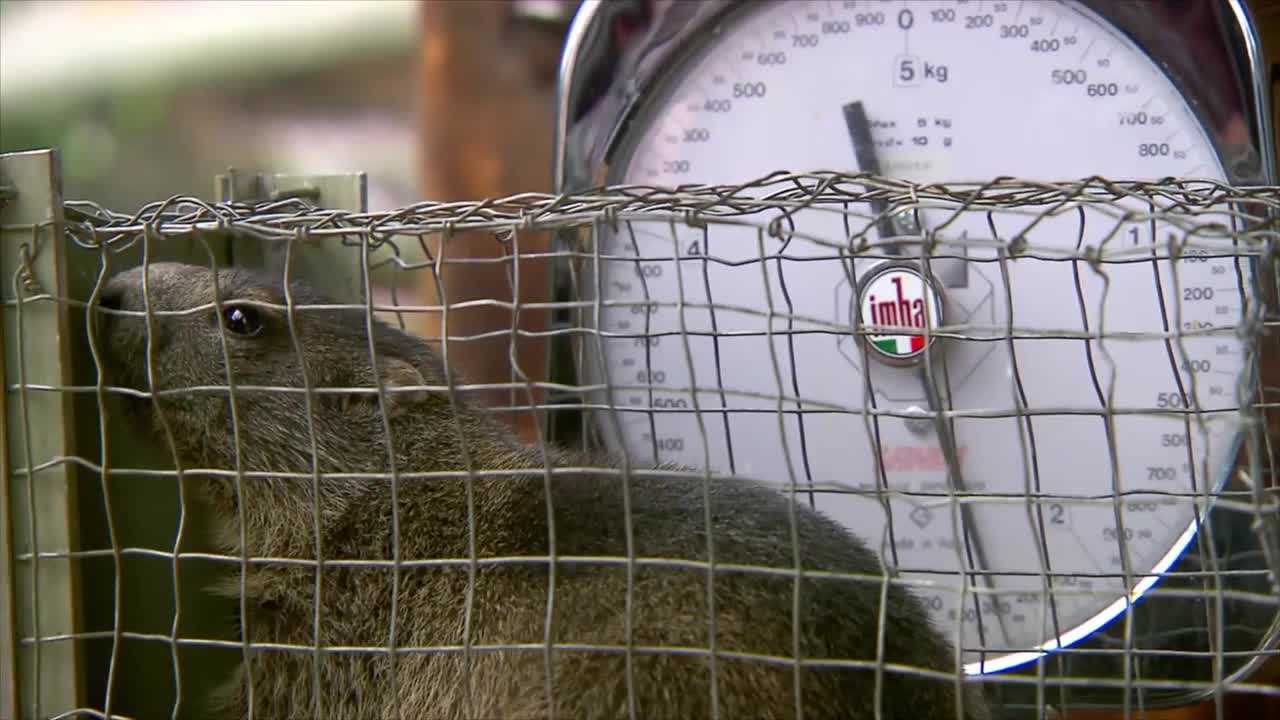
left=1, top=170, right=1278, bottom=718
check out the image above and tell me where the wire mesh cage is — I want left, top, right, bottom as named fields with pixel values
left=2, top=155, right=1278, bottom=719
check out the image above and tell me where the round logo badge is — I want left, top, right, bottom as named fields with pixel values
left=857, top=263, right=945, bottom=365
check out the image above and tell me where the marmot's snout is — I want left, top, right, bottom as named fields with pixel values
left=95, top=274, right=136, bottom=324
left=97, top=262, right=185, bottom=315
left=94, top=272, right=134, bottom=348
left=97, top=283, right=124, bottom=313
left=94, top=269, right=144, bottom=350
left=92, top=263, right=204, bottom=356
left=91, top=264, right=191, bottom=391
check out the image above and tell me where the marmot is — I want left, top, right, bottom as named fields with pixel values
left=94, top=261, right=991, bottom=720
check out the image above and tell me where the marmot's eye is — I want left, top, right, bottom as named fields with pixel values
left=223, top=305, right=264, bottom=337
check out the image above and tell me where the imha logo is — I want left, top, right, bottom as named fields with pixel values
left=858, top=264, right=943, bottom=363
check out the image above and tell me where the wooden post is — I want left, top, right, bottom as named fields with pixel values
left=415, top=0, right=573, bottom=441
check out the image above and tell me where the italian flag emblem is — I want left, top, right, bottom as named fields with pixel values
left=873, top=334, right=926, bottom=356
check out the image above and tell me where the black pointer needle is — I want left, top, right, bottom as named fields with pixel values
left=842, top=100, right=969, bottom=288
left=846, top=100, right=1001, bottom=647
left=919, top=354, right=1010, bottom=652
left=843, top=101, right=905, bottom=253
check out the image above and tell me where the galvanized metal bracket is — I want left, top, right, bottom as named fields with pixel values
left=214, top=168, right=370, bottom=303
left=214, top=167, right=368, bottom=208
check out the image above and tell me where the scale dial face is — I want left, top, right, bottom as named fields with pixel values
left=572, top=0, right=1257, bottom=673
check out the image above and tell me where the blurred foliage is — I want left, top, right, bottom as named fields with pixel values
left=1, top=1, right=418, bottom=212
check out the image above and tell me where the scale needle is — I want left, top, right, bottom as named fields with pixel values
left=919, top=359, right=1010, bottom=651
left=846, top=99, right=999, bottom=648
left=842, top=101, right=905, bottom=248
left=841, top=100, right=968, bottom=288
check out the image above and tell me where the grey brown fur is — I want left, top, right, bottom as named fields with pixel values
left=95, top=261, right=991, bottom=720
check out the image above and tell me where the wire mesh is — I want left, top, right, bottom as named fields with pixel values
left=3, top=171, right=1279, bottom=719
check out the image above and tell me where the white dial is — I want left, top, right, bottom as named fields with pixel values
left=577, top=0, right=1253, bottom=673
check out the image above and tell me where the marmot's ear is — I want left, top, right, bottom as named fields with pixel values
left=376, top=357, right=429, bottom=417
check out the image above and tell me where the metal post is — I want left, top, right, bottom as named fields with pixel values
left=0, top=148, right=83, bottom=720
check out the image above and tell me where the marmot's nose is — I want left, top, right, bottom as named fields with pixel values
left=98, top=286, right=123, bottom=312
left=98, top=270, right=143, bottom=315
left=97, top=281, right=129, bottom=314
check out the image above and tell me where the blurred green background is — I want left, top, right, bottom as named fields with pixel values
left=0, top=0, right=422, bottom=211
